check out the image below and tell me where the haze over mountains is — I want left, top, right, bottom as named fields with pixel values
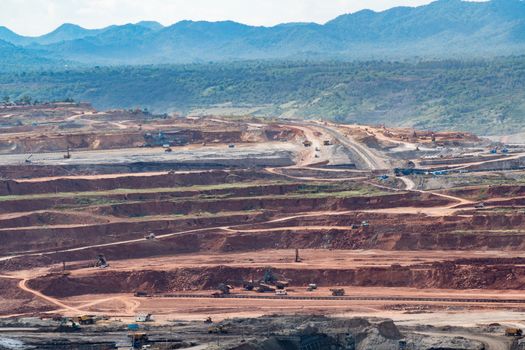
left=1, top=0, right=525, bottom=68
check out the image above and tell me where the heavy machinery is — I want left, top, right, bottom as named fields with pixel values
left=145, top=233, right=156, bottom=240
left=303, top=140, right=312, bottom=147
left=208, top=325, right=228, bottom=334
left=129, top=332, right=149, bottom=349
left=164, top=147, right=173, bottom=153
left=135, top=313, right=154, bottom=322
left=72, top=315, right=95, bottom=325
left=63, top=147, right=71, bottom=159
left=204, top=317, right=213, bottom=324
left=307, top=284, right=318, bottom=292
left=55, top=318, right=81, bottom=332
left=95, top=254, right=109, bottom=268
left=255, top=284, right=276, bottom=293
left=25, top=154, right=33, bottom=164
left=263, top=268, right=289, bottom=289
left=475, top=203, right=486, bottom=209
left=212, top=283, right=233, bottom=297
left=505, top=328, right=523, bottom=337
left=243, top=268, right=290, bottom=293
left=330, top=288, right=345, bottom=296
left=323, top=140, right=331, bottom=146
left=295, top=248, right=302, bottom=263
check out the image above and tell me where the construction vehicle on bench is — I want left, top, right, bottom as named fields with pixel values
left=145, top=233, right=156, bottom=240
left=129, top=332, right=149, bottom=349
left=72, top=315, right=95, bottom=325
left=95, top=254, right=109, bottom=268
left=506, top=328, right=523, bottom=337
left=307, top=284, right=318, bottom=292
left=208, top=325, right=228, bottom=334
left=212, top=283, right=233, bottom=297
left=330, top=288, right=346, bottom=296
left=55, top=318, right=81, bottom=332
left=64, top=147, right=71, bottom=159
left=243, top=268, right=290, bottom=293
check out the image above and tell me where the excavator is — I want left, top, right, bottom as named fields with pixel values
left=95, top=254, right=109, bottom=268
left=243, top=268, right=290, bottom=293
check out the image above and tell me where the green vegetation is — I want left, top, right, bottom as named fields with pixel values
left=0, top=181, right=289, bottom=202
left=2, top=57, right=525, bottom=135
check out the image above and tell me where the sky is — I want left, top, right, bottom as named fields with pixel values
left=0, top=0, right=443, bottom=36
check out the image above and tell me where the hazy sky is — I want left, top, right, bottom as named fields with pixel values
left=2, top=0, right=469, bottom=36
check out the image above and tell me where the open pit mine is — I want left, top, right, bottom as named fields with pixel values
left=1, top=102, right=525, bottom=350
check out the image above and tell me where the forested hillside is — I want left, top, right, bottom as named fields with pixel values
left=0, top=0, right=524, bottom=65
left=2, top=58, right=524, bottom=135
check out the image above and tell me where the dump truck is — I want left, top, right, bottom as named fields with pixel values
left=256, top=284, right=276, bottom=293
left=475, top=203, right=486, bottom=209
left=307, top=284, right=318, bottom=291
left=72, top=315, right=95, bottom=325
left=330, top=288, right=345, bottom=296
left=145, top=233, right=156, bottom=240
left=135, top=313, right=154, bottom=322
left=303, top=140, right=312, bottom=147
left=505, top=328, right=523, bottom=337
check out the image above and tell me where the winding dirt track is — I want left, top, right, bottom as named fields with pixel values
left=415, top=331, right=509, bottom=350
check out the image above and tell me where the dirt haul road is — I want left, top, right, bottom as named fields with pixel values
left=315, top=123, right=390, bottom=170
left=415, top=331, right=509, bottom=350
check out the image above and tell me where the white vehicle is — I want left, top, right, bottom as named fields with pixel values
left=275, top=289, right=288, bottom=296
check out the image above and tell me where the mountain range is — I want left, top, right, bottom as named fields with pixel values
left=1, top=0, right=525, bottom=68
